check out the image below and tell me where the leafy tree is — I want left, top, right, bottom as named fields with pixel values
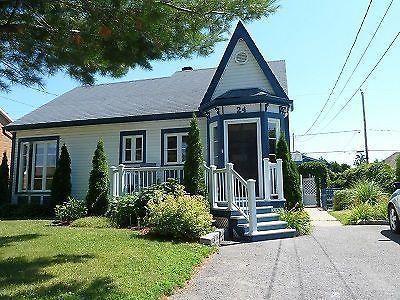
left=0, top=152, right=9, bottom=204
left=184, top=115, right=205, bottom=195
left=51, top=144, right=71, bottom=206
left=0, top=0, right=278, bottom=91
left=354, top=152, right=367, bottom=166
left=395, top=155, right=400, bottom=182
left=86, top=139, right=109, bottom=215
left=276, top=133, right=302, bottom=210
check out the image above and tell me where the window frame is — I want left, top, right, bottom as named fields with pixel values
left=267, top=118, right=281, bottom=155
left=16, top=136, right=59, bottom=194
left=119, top=130, right=146, bottom=165
left=161, top=128, right=190, bottom=166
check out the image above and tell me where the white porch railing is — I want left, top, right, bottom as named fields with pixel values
left=263, top=158, right=284, bottom=201
left=110, top=164, right=184, bottom=197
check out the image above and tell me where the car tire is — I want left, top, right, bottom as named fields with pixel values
left=389, top=205, right=400, bottom=233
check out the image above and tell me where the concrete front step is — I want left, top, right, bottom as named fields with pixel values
left=244, top=228, right=296, bottom=242
left=231, top=212, right=280, bottom=224
left=238, top=220, right=288, bottom=232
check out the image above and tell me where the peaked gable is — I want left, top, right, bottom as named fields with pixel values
left=200, top=21, right=288, bottom=108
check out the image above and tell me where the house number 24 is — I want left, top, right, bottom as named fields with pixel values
left=236, top=106, right=246, bottom=113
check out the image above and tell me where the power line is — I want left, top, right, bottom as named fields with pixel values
left=295, top=129, right=360, bottom=137
left=337, top=0, right=393, bottom=97
left=303, top=149, right=399, bottom=154
left=303, top=0, right=373, bottom=135
left=0, top=95, right=35, bottom=108
left=325, top=32, right=400, bottom=127
left=324, top=0, right=394, bottom=119
left=27, top=86, right=59, bottom=96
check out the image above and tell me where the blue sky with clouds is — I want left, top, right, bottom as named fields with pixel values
left=1, top=0, right=399, bottom=164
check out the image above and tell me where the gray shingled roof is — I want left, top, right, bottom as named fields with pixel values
left=9, top=60, right=287, bottom=129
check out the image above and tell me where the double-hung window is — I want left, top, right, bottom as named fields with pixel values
left=268, top=119, right=281, bottom=155
left=164, top=132, right=188, bottom=165
left=122, top=135, right=144, bottom=163
left=18, top=139, right=58, bottom=192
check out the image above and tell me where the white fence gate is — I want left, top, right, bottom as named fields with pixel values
left=302, top=177, right=317, bottom=206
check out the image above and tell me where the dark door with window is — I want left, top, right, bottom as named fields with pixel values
left=227, top=123, right=259, bottom=192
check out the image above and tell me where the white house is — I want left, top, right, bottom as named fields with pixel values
left=6, top=22, right=295, bottom=241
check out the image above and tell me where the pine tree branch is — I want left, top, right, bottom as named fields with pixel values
left=157, top=0, right=226, bottom=15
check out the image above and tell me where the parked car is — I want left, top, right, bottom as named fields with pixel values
left=388, top=184, right=400, bottom=233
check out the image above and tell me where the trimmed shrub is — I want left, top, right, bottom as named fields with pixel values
left=351, top=181, right=388, bottom=205
left=71, top=216, right=113, bottom=228
left=0, top=152, right=9, bottom=204
left=55, top=197, right=87, bottom=223
left=86, top=139, right=110, bottom=216
left=333, top=189, right=353, bottom=211
left=276, top=134, right=302, bottom=209
left=107, top=194, right=140, bottom=228
left=51, top=144, right=72, bottom=207
left=184, top=115, right=205, bottom=196
left=146, top=194, right=213, bottom=240
left=108, top=180, right=186, bottom=228
left=280, top=209, right=312, bottom=235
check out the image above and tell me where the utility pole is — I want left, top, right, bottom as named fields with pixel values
left=292, top=133, right=295, bottom=152
left=361, top=90, right=369, bottom=163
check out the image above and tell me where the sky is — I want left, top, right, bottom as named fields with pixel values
left=1, top=0, right=399, bottom=165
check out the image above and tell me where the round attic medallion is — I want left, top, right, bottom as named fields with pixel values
left=235, top=51, right=248, bottom=64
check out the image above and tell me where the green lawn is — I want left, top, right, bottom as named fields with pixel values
left=329, top=210, right=351, bottom=225
left=0, top=220, right=215, bottom=299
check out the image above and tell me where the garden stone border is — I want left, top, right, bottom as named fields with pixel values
left=200, top=229, right=225, bottom=246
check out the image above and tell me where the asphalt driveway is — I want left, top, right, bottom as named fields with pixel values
left=171, top=225, right=400, bottom=299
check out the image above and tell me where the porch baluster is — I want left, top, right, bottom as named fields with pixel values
left=247, top=179, right=258, bottom=235
left=263, top=158, right=271, bottom=201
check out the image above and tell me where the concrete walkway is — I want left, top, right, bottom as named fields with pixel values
left=305, top=207, right=341, bottom=227
left=171, top=225, right=400, bottom=300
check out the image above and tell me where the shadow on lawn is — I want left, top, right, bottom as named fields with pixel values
left=0, top=277, right=120, bottom=300
left=0, top=254, right=123, bottom=299
left=0, top=254, right=94, bottom=286
left=380, top=229, right=400, bottom=245
left=0, top=233, right=43, bottom=248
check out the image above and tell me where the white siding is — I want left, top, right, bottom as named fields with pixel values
left=212, top=39, right=274, bottom=99
left=12, top=117, right=207, bottom=201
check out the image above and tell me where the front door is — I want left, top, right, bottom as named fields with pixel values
left=225, top=120, right=261, bottom=195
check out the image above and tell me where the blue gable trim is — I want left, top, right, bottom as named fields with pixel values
left=200, top=21, right=288, bottom=109
left=119, top=130, right=147, bottom=164
left=160, top=127, right=190, bottom=166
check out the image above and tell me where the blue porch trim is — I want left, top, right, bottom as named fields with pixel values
left=200, top=21, right=288, bottom=109
left=160, top=127, right=190, bottom=166
left=119, top=130, right=147, bottom=164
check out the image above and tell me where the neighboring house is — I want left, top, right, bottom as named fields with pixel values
left=0, top=107, right=12, bottom=160
left=383, top=152, right=399, bottom=169
left=6, top=22, right=296, bottom=240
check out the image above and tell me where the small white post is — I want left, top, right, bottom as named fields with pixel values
left=247, top=179, right=258, bottom=235
left=118, top=164, right=125, bottom=196
left=263, top=158, right=271, bottom=201
left=226, top=163, right=234, bottom=211
left=276, top=159, right=284, bottom=201
left=110, top=166, right=118, bottom=197
left=209, top=165, right=217, bottom=208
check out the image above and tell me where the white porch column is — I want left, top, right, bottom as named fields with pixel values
left=226, top=163, right=234, bottom=210
left=209, top=165, right=217, bottom=208
left=110, top=166, right=118, bottom=197
left=263, top=158, right=271, bottom=201
left=118, top=164, right=125, bottom=196
left=247, top=179, right=258, bottom=235
left=276, top=159, right=284, bottom=201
